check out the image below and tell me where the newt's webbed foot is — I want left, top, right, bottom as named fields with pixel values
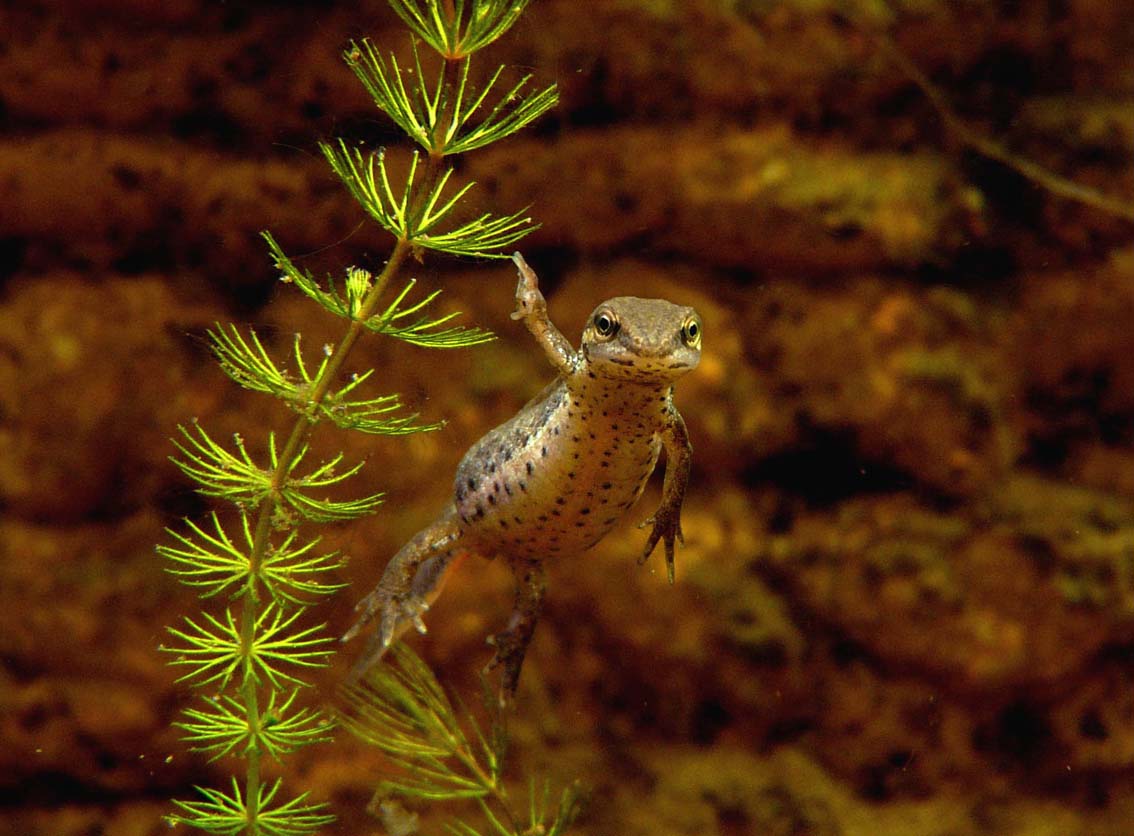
left=343, top=585, right=430, bottom=651
left=484, top=624, right=533, bottom=706
left=639, top=506, right=684, bottom=585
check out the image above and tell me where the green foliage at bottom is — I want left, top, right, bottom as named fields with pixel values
left=170, top=777, right=335, bottom=836
left=341, top=644, right=584, bottom=836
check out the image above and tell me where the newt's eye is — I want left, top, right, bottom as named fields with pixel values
left=593, top=311, right=619, bottom=338
left=681, top=316, right=702, bottom=348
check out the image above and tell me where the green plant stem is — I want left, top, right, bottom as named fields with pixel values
left=410, top=55, right=464, bottom=232
left=234, top=236, right=410, bottom=832
left=240, top=593, right=264, bottom=831
left=234, top=103, right=453, bottom=826
left=454, top=743, right=517, bottom=833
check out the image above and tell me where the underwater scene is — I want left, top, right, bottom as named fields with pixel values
left=2, top=0, right=1134, bottom=834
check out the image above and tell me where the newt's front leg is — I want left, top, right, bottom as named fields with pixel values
left=510, top=253, right=579, bottom=375
left=640, top=405, right=692, bottom=585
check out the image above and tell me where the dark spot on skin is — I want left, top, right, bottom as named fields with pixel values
left=567, top=472, right=575, bottom=480
left=589, top=432, right=597, bottom=440
left=601, top=461, right=610, bottom=468
left=575, top=521, right=586, bottom=528
left=513, top=516, right=523, bottom=524
left=554, top=426, right=560, bottom=435
left=538, top=515, right=549, bottom=522
left=612, top=424, right=619, bottom=431
left=467, top=478, right=476, bottom=491
left=456, top=486, right=465, bottom=501
left=489, top=462, right=497, bottom=473
left=504, top=449, right=512, bottom=461
left=601, top=482, right=613, bottom=489
left=551, top=509, right=562, bottom=517
left=499, top=520, right=508, bottom=528
left=541, top=446, right=548, bottom=457
left=588, top=371, right=596, bottom=379
left=504, top=483, right=513, bottom=496
left=475, top=505, right=485, bottom=519
left=526, top=461, right=534, bottom=475
left=488, top=495, right=496, bottom=505
left=581, top=508, right=591, bottom=515
left=555, top=497, right=566, bottom=505
left=519, top=481, right=528, bottom=492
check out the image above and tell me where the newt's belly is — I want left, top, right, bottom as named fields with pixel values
left=453, top=414, right=661, bottom=559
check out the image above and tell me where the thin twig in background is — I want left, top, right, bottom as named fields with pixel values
left=870, top=28, right=1134, bottom=224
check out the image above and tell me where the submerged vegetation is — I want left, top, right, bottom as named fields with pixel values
left=343, top=644, right=584, bottom=836
left=157, top=0, right=557, bottom=832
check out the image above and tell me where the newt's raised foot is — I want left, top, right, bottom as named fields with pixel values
left=510, top=252, right=543, bottom=321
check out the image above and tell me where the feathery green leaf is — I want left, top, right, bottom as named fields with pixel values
left=347, top=38, right=435, bottom=150
left=171, top=422, right=387, bottom=522
left=169, top=778, right=334, bottom=836
left=163, top=605, right=333, bottom=689
left=171, top=422, right=273, bottom=506
left=346, top=39, right=557, bottom=156
left=169, top=778, right=249, bottom=835
left=365, top=278, right=496, bottom=347
left=254, top=779, right=336, bottom=836
left=159, top=512, right=257, bottom=599
left=175, top=695, right=256, bottom=761
left=265, top=232, right=353, bottom=321
left=177, top=690, right=333, bottom=762
left=442, top=62, right=558, bottom=156
left=321, top=141, right=538, bottom=257
left=386, top=0, right=531, bottom=58
left=160, top=512, right=345, bottom=603
left=163, top=608, right=246, bottom=688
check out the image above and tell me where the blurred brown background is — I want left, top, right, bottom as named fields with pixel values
left=3, top=0, right=1134, bottom=834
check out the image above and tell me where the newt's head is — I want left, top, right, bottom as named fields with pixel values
left=581, top=296, right=702, bottom=383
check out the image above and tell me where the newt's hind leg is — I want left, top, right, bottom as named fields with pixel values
left=343, top=507, right=463, bottom=676
left=485, top=556, right=546, bottom=705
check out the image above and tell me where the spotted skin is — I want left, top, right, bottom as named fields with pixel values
left=345, top=253, right=702, bottom=702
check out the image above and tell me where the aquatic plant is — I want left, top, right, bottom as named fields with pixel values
left=158, top=0, right=556, bottom=832
left=342, top=644, right=584, bottom=836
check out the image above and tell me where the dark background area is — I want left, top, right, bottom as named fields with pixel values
left=2, top=0, right=1134, bottom=833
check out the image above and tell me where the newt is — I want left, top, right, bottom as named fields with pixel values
left=344, top=253, right=702, bottom=700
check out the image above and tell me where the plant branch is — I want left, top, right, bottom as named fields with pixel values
left=871, top=29, right=1134, bottom=223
